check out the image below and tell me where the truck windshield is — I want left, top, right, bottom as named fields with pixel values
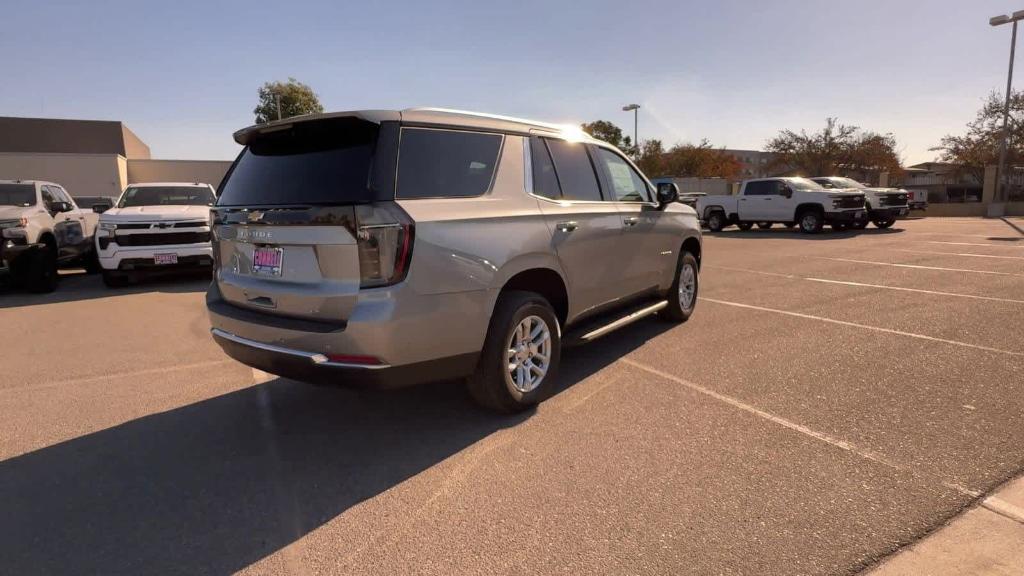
left=119, top=186, right=216, bottom=208
left=788, top=178, right=825, bottom=191
left=0, top=184, right=37, bottom=206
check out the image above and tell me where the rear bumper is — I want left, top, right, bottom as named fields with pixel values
left=205, top=281, right=489, bottom=388
left=211, top=327, right=477, bottom=388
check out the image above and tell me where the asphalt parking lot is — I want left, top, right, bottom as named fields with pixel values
left=1, top=216, right=1023, bottom=575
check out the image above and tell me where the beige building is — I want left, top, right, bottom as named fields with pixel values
left=0, top=116, right=232, bottom=200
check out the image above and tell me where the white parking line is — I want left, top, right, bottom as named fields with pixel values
left=805, top=278, right=1024, bottom=305
left=818, top=257, right=1022, bottom=276
left=619, top=358, right=978, bottom=497
left=700, top=297, right=1024, bottom=357
left=705, top=264, right=796, bottom=279
left=894, top=249, right=1024, bottom=261
left=926, top=241, right=1024, bottom=249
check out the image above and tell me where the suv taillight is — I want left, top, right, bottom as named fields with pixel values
left=354, top=203, right=414, bottom=288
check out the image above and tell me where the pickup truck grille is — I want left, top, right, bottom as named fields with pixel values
left=878, top=193, right=908, bottom=207
left=115, top=231, right=210, bottom=246
left=833, top=195, right=865, bottom=209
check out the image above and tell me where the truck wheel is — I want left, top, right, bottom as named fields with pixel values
left=467, top=290, right=561, bottom=413
left=661, top=251, right=698, bottom=323
left=757, top=222, right=772, bottom=229
left=873, top=218, right=895, bottom=229
left=102, top=270, right=129, bottom=288
left=737, top=222, right=754, bottom=231
left=706, top=211, right=726, bottom=232
left=797, top=209, right=823, bottom=234
left=26, top=247, right=58, bottom=293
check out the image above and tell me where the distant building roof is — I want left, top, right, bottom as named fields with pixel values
left=0, top=116, right=150, bottom=159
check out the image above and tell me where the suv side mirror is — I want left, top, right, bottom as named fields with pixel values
left=92, top=203, right=109, bottom=214
left=50, top=201, right=72, bottom=213
left=656, top=182, right=679, bottom=207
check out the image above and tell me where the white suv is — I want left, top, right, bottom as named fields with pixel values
left=96, top=182, right=216, bottom=287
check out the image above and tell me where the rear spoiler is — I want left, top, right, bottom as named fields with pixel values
left=233, top=110, right=400, bottom=145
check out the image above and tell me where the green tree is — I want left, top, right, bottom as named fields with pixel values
left=933, top=89, right=1024, bottom=183
left=765, top=118, right=902, bottom=182
left=253, top=78, right=325, bottom=124
left=581, top=120, right=626, bottom=148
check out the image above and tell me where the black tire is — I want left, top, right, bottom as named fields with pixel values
left=661, top=251, right=698, bottom=323
left=26, top=247, right=58, bottom=293
left=873, top=218, right=895, bottom=229
left=756, top=222, right=772, bottom=229
left=706, top=211, right=726, bottom=232
left=467, top=291, right=561, bottom=413
left=102, top=270, right=129, bottom=288
left=851, top=220, right=869, bottom=230
left=797, top=209, right=823, bottom=234
left=736, top=221, right=754, bottom=231
left=83, top=249, right=101, bottom=274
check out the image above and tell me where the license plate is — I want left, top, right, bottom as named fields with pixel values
left=153, top=253, right=178, bottom=265
left=252, top=246, right=283, bottom=276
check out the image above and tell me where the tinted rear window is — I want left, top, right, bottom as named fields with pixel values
left=396, top=128, right=502, bottom=199
left=119, top=186, right=215, bottom=208
left=0, top=184, right=36, bottom=206
left=530, top=137, right=561, bottom=199
left=218, top=118, right=379, bottom=206
left=545, top=139, right=602, bottom=201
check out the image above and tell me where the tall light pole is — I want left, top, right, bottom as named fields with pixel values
left=990, top=11, right=1024, bottom=202
left=622, top=104, right=640, bottom=155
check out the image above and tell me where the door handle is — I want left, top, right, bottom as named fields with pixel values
left=623, top=216, right=639, bottom=227
left=555, top=221, right=578, bottom=232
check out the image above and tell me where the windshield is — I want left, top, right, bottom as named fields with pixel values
left=817, top=177, right=864, bottom=189
left=788, top=178, right=825, bottom=191
left=0, top=184, right=37, bottom=207
left=118, top=186, right=215, bottom=208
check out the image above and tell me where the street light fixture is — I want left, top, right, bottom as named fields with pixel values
left=989, top=10, right=1024, bottom=202
left=622, top=104, right=640, bottom=155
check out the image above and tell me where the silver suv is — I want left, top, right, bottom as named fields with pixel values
left=207, top=108, right=702, bottom=412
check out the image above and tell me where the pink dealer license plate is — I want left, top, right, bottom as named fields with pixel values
left=252, top=246, right=283, bottom=276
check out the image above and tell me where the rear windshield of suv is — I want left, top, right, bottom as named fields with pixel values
left=0, top=184, right=36, bottom=206
left=218, top=118, right=380, bottom=206
left=119, top=186, right=215, bottom=208
left=396, top=128, right=502, bottom=199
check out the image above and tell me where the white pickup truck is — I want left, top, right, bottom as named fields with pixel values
left=0, top=180, right=100, bottom=292
left=811, top=177, right=909, bottom=229
left=96, top=182, right=216, bottom=287
left=696, top=177, right=867, bottom=234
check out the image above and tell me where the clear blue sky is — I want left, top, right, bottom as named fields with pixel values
left=3, top=0, right=1021, bottom=165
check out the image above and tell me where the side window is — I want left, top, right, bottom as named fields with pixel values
left=396, top=128, right=503, bottom=199
left=529, top=137, right=561, bottom=199
left=54, top=186, right=74, bottom=206
left=40, top=186, right=58, bottom=210
left=743, top=181, right=767, bottom=196
left=545, top=138, right=603, bottom=202
left=765, top=180, right=782, bottom=195
left=594, top=147, right=652, bottom=202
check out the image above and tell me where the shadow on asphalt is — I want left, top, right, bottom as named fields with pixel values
left=704, top=226, right=905, bottom=240
left=0, top=269, right=210, bottom=308
left=0, top=316, right=673, bottom=575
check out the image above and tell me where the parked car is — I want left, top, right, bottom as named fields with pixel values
left=810, top=177, right=909, bottom=228
left=696, top=177, right=866, bottom=234
left=207, top=108, right=702, bottom=412
left=95, top=182, right=216, bottom=287
left=678, top=192, right=707, bottom=210
left=0, top=180, right=99, bottom=292
left=906, top=188, right=928, bottom=211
